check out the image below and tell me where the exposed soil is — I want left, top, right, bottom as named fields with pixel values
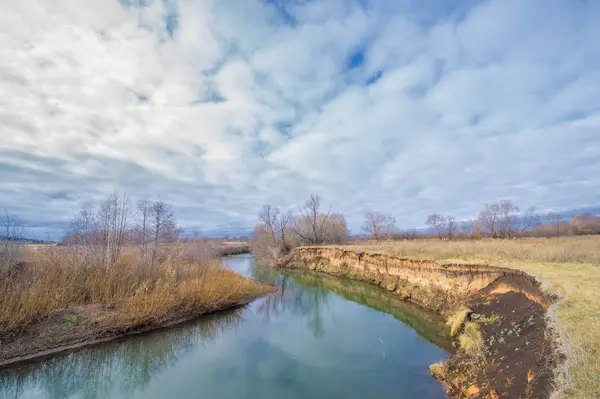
left=277, top=247, right=559, bottom=399
left=441, top=290, right=556, bottom=398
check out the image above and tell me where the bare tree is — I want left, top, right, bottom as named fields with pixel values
left=383, top=214, right=397, bottom=239
left=479, top=200, right=540, bottom=239
left=276, top=210, right=294, bottom=250
left=499, top=200, right=519, bottom=239
left=569, top=213, right=600, bottom=235
left=477, top=203, right=501, bottom=238
left=517, top=206, right=541, bottom=235
left=149, top=199, right=177, bottom=266
left=497, top=200, right=540, bottom=238
left=447, top=216, right=456, bottom=240
left=323, top=212, right=349, bottom=244
left=137, top=199, right=151, bottom=260
left=546, top=212, right=561, bottom=237
left=294, top=194, right=330, bottom=245
left=97, top=191, right=130, bottom=265
left=0, top=210, right=25, bottom=270
left=362, top=212, right=396, bottom=241
left=63, top=205, right=97, bottom=246
left=425, top=213, right=447, bottom=240
left=258, top=205, right=280, bottom=243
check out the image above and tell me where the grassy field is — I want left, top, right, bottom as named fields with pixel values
left=341, top=236, right=600, bottom=399
left=0, top=243, right=269, bottom=335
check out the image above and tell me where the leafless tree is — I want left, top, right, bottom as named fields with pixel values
left=499, top=200, right=519, bottom=239
left=0, top=210, right=25, bottom=270
left=447, top=216, right=456, bottom=240
left=569, top=213, right=600, bottom=235
left=276, top=210, right=294, bottom=250
left=322, top=212, right=349, bottom=244
left=294, top=194, right=330, bottom=245
left=149, top=199, right=177, bottom=265
left=425, top=213, right=447, bottom=240
left=63, top=205, right=97, bottom=246
left=517, top=206, right=541, bottom=235
left=137, top=199, right=151, bottom=260
left=479, top=200, right=540, bottom=238
left=496, top=200, right=540, bottom=238
left=258, top=205, right=280, bottom=243
left=97, top=191, right=130, bottom=265
left=546, top=212, right=562, bottom=237
left=362, top=212, right=396, bottom=241
left=477, top=203, right=501, bottom=237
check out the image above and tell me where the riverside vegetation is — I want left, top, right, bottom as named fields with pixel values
left=0, top=193, right=272, bottom=365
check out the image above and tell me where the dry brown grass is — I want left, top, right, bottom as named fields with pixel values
left=458, top=322, right=485, bottom=360
left=344, top=235, right=600, bottom=264
left=447, top=307, right=472, bottom=337
left=342, top=235, right=600, bottom=399
left=0, top=244, right=270, bottom=333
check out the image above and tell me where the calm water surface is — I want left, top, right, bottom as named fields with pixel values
left=0, top=255, right=449, bottom=399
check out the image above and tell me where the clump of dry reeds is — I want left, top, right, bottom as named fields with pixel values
left=0, top=243, right=269, bottom=333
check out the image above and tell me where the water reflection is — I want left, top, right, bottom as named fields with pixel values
left=0, top=311, right=243, bottom=399
left=237, top=256, right=451, bottom=350
left=255, top=271, right=330, bottom=337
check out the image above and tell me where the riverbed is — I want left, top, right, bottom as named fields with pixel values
left=0, top=254, right=449, bottom=399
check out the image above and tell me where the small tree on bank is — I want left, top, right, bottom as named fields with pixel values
left=478, top=200, right=540, bottom=238
left=0, top=210, right=25, bottom=270
left=362, top=211, right=396, bottom=241
left=426, top=213, right=447, bottom=240
left=149, top=200, right=178, bottom=266
left=97, top=191, right=130, bottom=266
left=294, top=194, right=329, bottom=245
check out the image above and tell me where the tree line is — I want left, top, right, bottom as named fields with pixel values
left=61, top=191, right=180, bottom=266
left=254, top=197, right=600, bottom=247
left=252, top=194, right=349, bottom=265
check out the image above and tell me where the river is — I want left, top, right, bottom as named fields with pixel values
left=0, top=254, right=449, bottom=399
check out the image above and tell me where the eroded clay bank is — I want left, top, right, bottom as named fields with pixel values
left=276, top=246, right=558, bottom=399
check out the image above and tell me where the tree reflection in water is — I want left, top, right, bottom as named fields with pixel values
left=0, top=310, right=243, bottom=399
left=254, top=266, right=330, bottom=338
left=253, top=264, right=451, bottom=350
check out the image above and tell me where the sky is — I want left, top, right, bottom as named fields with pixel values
left=1, top=0, right=599, bottom=239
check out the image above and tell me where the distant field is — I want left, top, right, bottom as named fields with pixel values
left=341, top=236, right=600, bottom=399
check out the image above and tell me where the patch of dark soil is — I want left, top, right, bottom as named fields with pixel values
left=443, top=290, right=556, bottom=398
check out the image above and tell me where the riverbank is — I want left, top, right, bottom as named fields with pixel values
left=276, top=246, right=557, bottom=398
left=344, top=237, right=599, bottom=399
left=0, top=244, right=273, bottom=367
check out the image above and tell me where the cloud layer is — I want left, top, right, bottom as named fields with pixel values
left=1, top=0, right=599, bottom=237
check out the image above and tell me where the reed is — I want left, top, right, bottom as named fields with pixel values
left=0, top=243, right=269, bottom=333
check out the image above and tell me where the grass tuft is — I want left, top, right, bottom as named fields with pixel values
left=429, top=362, right=447, bottom=379
left=459, top=322, right=485, bottom=359
left=447, top=307, right=472, bottom=337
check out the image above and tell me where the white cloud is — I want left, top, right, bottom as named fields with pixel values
left=1, top=0, right=599, bottom=238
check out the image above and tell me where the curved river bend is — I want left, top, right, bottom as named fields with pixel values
left=0, top=255, right=449, bottom=399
